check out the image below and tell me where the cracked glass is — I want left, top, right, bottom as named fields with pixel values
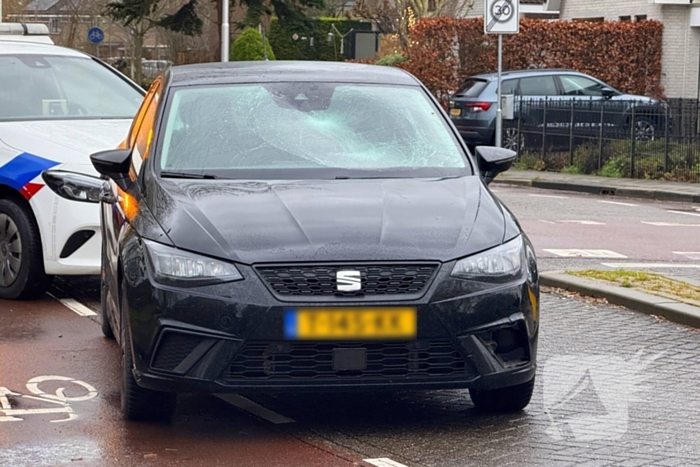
left=158, top=82, right=470, bottom=178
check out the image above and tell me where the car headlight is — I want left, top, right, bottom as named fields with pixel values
left=143, top=239, right=243, bottom=286
left=42, top=170, right=102, bottom=203
left=451, top=236, right=524, bottom=281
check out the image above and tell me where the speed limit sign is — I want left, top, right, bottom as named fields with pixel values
left=485, top=0, right=519, bottom=34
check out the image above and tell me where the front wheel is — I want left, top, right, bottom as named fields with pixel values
left=120, top=287, right=176, bottom=421
left=0, top=199, right=52, bottom=300
left=469, top=377, right=535, bottom=413
left=633, top=119, right=656, bottom=142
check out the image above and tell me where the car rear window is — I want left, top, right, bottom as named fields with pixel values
left=157, top=83, right=470, bottom=179
left=455, top=79, right=488, bottom=97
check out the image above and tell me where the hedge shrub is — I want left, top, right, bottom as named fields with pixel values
left=269, top=18, right=371, bottom=61
left=231, top=27, right=276, bottom=61
left=399, top=18, right=664, bottom=106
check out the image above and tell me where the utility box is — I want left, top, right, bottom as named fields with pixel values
left=349, top=31, right=379, bottom=60
left=502, top=94, right=515, bottom=120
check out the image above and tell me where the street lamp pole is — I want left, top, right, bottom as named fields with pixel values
left=221, top=0, right=229, bottom=62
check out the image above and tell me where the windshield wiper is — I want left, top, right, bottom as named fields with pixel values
left=335, top=175, right=412, bottom=180
left=160, top=171, right=220, bottom=180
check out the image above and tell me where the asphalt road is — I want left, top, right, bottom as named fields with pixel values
left=2, top=185, right=700, bottom=467
left=493, top=185, right=700, bottom=280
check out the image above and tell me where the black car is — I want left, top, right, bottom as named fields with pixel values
left=91, top=61, right=539, bottom=421
left=449, top=69, right=664, bottom=151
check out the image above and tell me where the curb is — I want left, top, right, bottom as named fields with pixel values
left=493, top=178, right=700, bottom=203
left=541, top=271, right=700, bottom=329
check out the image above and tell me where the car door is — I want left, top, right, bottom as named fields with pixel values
left=103, top=78, right=161, bottom=339
left=556, top=74, right=609, bottom=136
left=516, top=75, right=560, bottom=139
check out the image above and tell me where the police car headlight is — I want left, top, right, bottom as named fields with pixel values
left=42, top=171, right=102, bottom=203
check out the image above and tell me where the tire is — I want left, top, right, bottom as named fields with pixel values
left=0, top=198, right=52, bottom=300
left=469, top=377, right=535, bottom=413
left=100, top=245, right=115, bottom=339
left=120, top=286, right=176, bottom=421
left=100, top=281, right=115, bottom=339
left=502, top=127, right=525, bottom=154
left=633, top=119, right=656, bottom=142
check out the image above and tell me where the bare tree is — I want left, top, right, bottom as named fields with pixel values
left=350, top=0, right=474, bottom=51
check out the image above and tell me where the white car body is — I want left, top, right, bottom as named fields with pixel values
left=0, top=40, right=140, bottom=277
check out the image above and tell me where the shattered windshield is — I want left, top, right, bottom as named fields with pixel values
left=158, top=82, right=470, bottom=178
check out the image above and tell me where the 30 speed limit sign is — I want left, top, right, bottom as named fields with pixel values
left=485, top=0, right=519, bottom=34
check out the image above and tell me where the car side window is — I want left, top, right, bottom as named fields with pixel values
left=501, top=79, right=519, bottom=95
left=518, top=76, right=558, bottom=96
left=560, top=75, right=605, bottom=97
left=130, top=79, right=162, bottom=175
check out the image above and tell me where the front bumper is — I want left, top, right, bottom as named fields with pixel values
left=30, top=186, right=101, bottom=275
left=122, top=244, right=539, bottom=394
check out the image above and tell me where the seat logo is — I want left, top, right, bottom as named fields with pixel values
left=336, top=271, right=361, bottom=292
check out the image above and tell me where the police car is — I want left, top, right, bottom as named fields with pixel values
left=0, top=23, right=144, bottom=299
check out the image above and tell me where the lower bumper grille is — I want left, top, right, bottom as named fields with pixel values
left=222, top=339, right=475, bottom=382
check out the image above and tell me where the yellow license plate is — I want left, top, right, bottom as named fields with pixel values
left=450, top=108, right=461, bottom=116
left=284, top=308, right=416, bottom=340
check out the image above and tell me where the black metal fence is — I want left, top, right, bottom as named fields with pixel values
left=506, top=97, right=700, bottom=182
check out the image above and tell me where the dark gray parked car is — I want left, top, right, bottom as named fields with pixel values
left=448, top=69, right=665, bottom=152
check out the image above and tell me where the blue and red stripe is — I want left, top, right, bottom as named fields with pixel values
left=0, top=152, right=59, bottom=200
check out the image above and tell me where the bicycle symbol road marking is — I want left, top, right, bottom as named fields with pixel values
left=0, top=375, right=98, bottom=423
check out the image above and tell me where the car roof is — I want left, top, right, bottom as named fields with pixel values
left=0, top=40, right=87, bottom=57
left=168, top=61, right=421, bottom=87
left=470, top=69, right=580, bottom=80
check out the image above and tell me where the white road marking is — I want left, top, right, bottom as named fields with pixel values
left=216, top=394, right=295, bottom=424
left=48, top=294, right=97, bottom=317
left=539, top=220, right=557, bottom=224
left=673, top=252, right=700, bottom=260
left=364, top=459, right=410, bottom=467
left=26, top=376, right=98, bottom=402
left=602, top=263, right=700, bottom=269
left=529, top=194, right=568, bottom=199
left=558, top=220, right=606, bottom=225
left=668, top=210, right=700, bottom=218
left=598, top=200, right=638, bottom=207
left=543, top=249, right=627, bottom=258
left=641, top=222, right=700, bottom=227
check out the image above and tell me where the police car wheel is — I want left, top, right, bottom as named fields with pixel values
left=0, top=199, right=52, bottom=300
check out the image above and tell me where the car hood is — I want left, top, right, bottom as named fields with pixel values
left=0, top=119, right=132, bottom=175
left=147, top=176, right=511, bottom=264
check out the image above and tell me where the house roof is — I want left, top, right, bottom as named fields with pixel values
left=23, top=0, right=61, bottom=11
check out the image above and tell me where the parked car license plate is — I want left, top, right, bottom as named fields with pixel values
left=284, top=308, right=416, bottom=340
left=450, top=108, right=461, bottom=116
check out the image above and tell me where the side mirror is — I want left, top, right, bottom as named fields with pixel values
left=601, top=87, right=616, bottom=99
left=90, top=149, right=132, bottom=191
left=475, top=146, right=517, bottom=185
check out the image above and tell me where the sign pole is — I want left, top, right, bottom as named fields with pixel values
left=485, top=0, right=518, bottom=148
left=221, top=0, right=230, bottom=62
left=496, top=34, right=503, bottom=148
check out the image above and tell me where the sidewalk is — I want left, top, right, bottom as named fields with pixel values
left=494, top=170, right=700, bottom=203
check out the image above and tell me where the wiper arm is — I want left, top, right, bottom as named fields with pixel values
left=335, top=175, right=410, bottom=180
left=160, top=171, right=219, bottom=180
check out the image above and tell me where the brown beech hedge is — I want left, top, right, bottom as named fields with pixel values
left=399, top=17, right=664, bottom=104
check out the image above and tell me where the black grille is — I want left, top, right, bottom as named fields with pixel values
left=255, top=263, right=439, bottom=299
left=222, top=340, right=473, bottom=382
left=151, top=332, right=203, bottom=371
